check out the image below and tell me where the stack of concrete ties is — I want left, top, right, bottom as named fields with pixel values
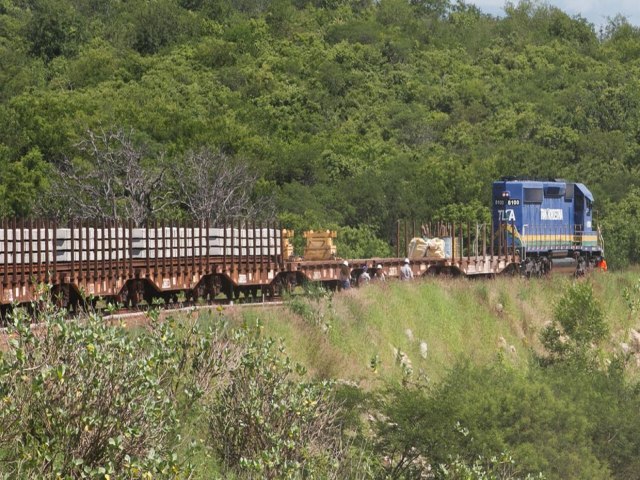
left=0, top=226, right=283, bottom=263
left=0, top=227, right=130, bottom=263
left=130, top=227, right=282, bottom=259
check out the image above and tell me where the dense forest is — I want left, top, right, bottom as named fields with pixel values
left=1, top=0, right=640, bottom=266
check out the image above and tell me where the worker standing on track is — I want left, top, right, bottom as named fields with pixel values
left=400, top=258, right=414, bottom=281
left=358, top=265, right=371, bottom=286
left=339, top=260, right=351, bottom=290
left=373, top=264, right=386, bottom=282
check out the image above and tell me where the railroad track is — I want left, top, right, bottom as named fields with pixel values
left=102, top=297, right=285, bottom=322
left=0, top=295, right=286, bottom=333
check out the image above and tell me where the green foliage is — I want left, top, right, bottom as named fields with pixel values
left=206, top=322, right=345, bottom=479
left=600, top=188, right=640, bottom=269
left=438, top=452, right=545, bottom=480
left=286, top=282, right=334, bottom=331
left=434, top=200, right=491, bottom=224
left=0, top=294, right=182, bottom=477
left=0, top=146, right=51, bottom=217
left=0, top=288, right=373, bottom=478
left=540, top=281, right=608, bottom=362
left=336, top=225, right=393, bottom=259
left=0, top=0, right=639, bottom=265
left=128, top=0, right=195, bottom=55
left=622, top=277, right=640, bottom=316
left=375, top=360, right=633, bottom=479
left=25, top=0, right=86, bottom=62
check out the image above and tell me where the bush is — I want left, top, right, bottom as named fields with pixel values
left=336, top=225, right=393, bottom=259
left=540, top=281, right=608, bottom=363
left=0, top=295, right=182, bottom=478
left=0, top=288, right=242, bottom=478
left=207, top=323, right=345, bottom=479
left=375, top=362, right=611, bottom=479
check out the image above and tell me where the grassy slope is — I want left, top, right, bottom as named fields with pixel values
left=185, top=270, right=640, bottom=477
left=222, top=270, right=640, bottom=385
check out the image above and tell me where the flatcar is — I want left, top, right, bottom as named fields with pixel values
left=0, top=217, right=518, bottom=313
left=492, top=178, right=604, bottom=275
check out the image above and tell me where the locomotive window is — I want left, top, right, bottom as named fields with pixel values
left=586, top=199, right=592, bottom=216
left=524, top=188, right=543, bottom=203
left=544, top=186, right=564, bottom=197
left=564, top=184, right=574, bottom=200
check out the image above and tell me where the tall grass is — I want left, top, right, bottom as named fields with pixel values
left=226, top=270, right=640, bottom=385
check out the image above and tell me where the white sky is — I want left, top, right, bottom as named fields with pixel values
left=468, top=1, right=640, bottom=29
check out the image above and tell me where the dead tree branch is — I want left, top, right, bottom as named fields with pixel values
left=45, top=128, right=170, bottom=225
left=173, top=147, right=274, bottom=224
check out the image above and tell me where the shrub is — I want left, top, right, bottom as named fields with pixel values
left=207, top=323, right=345, bottom=479
left=540, top=281, right=608, bottom=363
left=286, top=282, right=334, bottom=330
left=438, top=452, right=545, bottom=480
left=375, top=362, right=611, bottom=479
left=0, top=295, right=182, bottom=478
left=336, top=225, right=393, bottom=260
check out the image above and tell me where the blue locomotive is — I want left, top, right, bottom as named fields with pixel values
left=492, top=178, right=604, bottom=275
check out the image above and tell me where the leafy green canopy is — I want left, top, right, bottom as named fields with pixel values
left=1, top=0, right=640, bottom=260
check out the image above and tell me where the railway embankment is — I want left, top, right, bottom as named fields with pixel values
left=3, top=270, right=640, bottom=479
left=229, top=270, right=640, bottom=384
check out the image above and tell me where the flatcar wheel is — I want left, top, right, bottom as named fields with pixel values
left=194, top=283, right=206, bottom=302
left=0, top=304, right=9, bottom=326
left=53, top=284, right=72, bottom=310
left=222, top=283, right=236, bottom=302
left=502, top=264, right=519, bottom=277
left=161, top=292, right=179, bottom=305
left=265, top=284, right=276, bottom=298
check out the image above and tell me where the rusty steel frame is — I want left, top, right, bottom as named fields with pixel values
left=0, top=219, right=523, bottom=306
left=0, top=220, right=285, bottom=305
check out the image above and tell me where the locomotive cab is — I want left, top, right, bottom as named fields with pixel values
left=572, top=183, right=594, bottom=234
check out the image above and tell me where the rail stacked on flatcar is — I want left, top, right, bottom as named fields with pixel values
left=0, top=219, right=519, bottom=309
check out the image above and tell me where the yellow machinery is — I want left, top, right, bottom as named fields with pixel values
left=303, top=230, right=337, bottom=260
left=282, top=229, right=295, bottom=260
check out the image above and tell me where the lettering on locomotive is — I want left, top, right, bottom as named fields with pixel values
left=494, top=199, right=521, bottom=206
left=540, top=209, right=563, bottom=220
left=498, top=209, right=516, bottom=222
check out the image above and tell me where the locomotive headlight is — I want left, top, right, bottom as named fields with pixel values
left=501, top=191, right=510, bottom=198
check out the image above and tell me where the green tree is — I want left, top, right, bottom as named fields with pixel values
left=25, top=0, right=86, bottom=61
left=0, top=146, right=51, bottom=217
left=601, top=188, right=640, bottom=269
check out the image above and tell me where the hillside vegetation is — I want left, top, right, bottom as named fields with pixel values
left=2, top=1, right=640, bottom=265
left=4, top=272, right=640, bottom=478
left=237, top=271, right=640, bottom=383
left=229, top=271, right=640, bottom=479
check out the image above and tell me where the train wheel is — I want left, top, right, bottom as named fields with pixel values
left=501, top=264, right=519, bottom=277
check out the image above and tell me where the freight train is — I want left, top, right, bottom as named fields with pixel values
left=0, top=178, right=603, bottom=312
